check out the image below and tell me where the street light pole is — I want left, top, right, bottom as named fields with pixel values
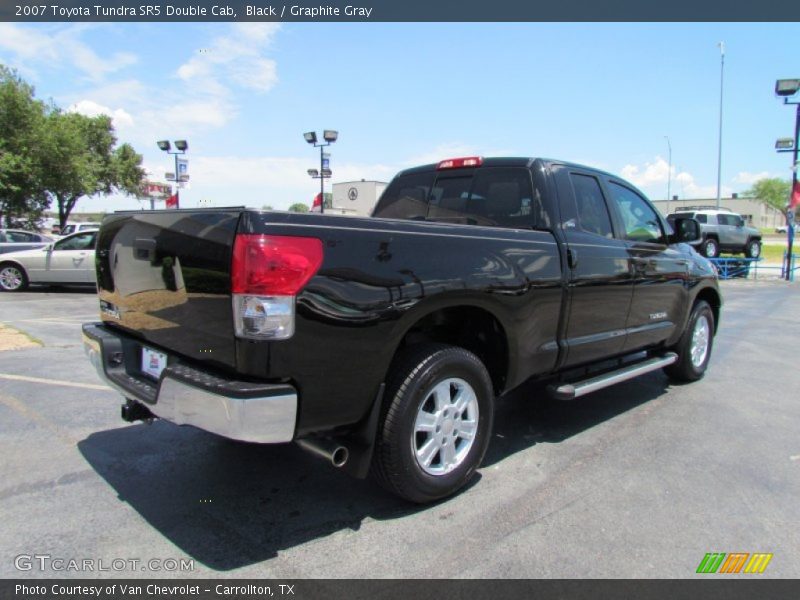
left=788, top=102, right=800, bottom=280
left=774, top=78, right=800, bottom=281
left=319, top=145, right=325, bottom=210
left=715, top=42, right=725, bottom=209
left=665, top=135, right=672, bottom=213
left=156, top=139, right=188, bottom=209
left=303, top=130, right=338, bottom=214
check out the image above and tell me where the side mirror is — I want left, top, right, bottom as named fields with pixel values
left=668, top=217, right=701, bottom=244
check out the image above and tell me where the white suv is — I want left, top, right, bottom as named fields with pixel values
left=667, top=207, right=762, bottom=259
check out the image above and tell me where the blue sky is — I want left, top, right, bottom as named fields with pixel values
left=0, top=22, right=798, bottom=212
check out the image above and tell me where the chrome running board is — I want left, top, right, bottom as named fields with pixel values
left=548, top=352, right=678, bottom=401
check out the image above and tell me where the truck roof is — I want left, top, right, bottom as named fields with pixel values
left=396, top=157, right=620, bottom=181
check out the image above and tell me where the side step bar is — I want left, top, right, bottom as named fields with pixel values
left=548, top=352, right=678, bottom=401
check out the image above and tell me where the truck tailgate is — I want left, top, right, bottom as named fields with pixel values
left=95, top=209, right=242, bottom=371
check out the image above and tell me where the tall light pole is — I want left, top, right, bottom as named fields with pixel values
left=157, top=139, right=188, bottom=209
left=304, top=130, right=338, bottom=214
left=715, top=42, right=725, bottom=209
left=665, top=135, right=672, bottom=213
left=774, top=78, right=800, bottom=280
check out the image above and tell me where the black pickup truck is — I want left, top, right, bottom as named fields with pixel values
left=83, top=157, right=720, bottom=503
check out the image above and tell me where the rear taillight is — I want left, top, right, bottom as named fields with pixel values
left=231, top=234, right=323, bottom=340
left=437, top=156, right=484, bottom=170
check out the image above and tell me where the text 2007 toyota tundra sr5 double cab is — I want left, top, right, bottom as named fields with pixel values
left=83, top=157, right=721, bottom=503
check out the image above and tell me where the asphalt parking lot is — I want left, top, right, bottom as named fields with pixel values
left=0, top=281, right=798, bottom=579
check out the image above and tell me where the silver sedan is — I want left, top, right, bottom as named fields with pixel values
left=0, top=230, right=98, bottom=291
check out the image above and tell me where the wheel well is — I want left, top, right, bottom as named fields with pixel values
left=704, top=234, right=719, bottom=241
left=695, top=288, right=721, bottom=333
left=397, top=306, right=509, bottom=394
left=0, top=260, right=24, bottom=272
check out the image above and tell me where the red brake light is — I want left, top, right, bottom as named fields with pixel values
left=231, top=234, right=323, bottom=295
left=436, top=156, right=484, bottom=170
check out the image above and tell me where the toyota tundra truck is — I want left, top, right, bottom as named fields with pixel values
left=83, top=157, right=721, bottom=503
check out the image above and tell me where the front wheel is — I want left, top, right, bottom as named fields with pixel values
left=0, top=263, right=29, bottom=292
left=664, top=300, right=715, bottom=382
left=745, top=239, right=761, bottom=259
left=371, top=344, right=494, bottom=503
left=702, top=238, right=719, bottom=258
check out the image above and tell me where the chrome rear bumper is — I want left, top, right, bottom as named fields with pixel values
left=82, top=322, right=297, bottom=443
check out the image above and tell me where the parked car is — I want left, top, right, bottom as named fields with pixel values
left=83, top=157, right=720, bottom=503
left=775, top=225, right=789, bottom=234
left=666, top=207, right=761, bottom=258
left=0, top=229, right=53, bottom=255
left=0, top=230, right=98, bottom=291
left=58, top=222, right=102, bottom=237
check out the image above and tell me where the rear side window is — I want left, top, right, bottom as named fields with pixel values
left=372, top=172, right=435, bottom=220
left=6, top=231, right=36, bottom=242
left=718, top=214, right=743, bottom=226
left=695, top=213, right=707, bottom=223
left=568, top=173, right=614, bottom=238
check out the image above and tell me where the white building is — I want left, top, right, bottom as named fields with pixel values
left=330, top=180, right=388, bottom=216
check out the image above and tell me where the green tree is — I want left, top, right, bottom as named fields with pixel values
left=0, top=66, right=48, bottom=228
left=288, top=202, right=309, bottom=213
left=39, top=111, right=145, bottom=228
left=744, top=178, right=792, bottom=210
left=1, top=65, right=146, bottom=228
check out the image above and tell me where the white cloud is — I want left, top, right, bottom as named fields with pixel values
left=68, top=99, right=134, bottom=129
left=619, top=156, right=732, bottom=200
left=620, top=156, right=671, bottom=187
left=732, top=171, right=771, bottom=185
left=0, top=23, right=137, bottom=81
left=176, top=23, right=280, bottom=94
left=159, top=99, right=234, bottom=129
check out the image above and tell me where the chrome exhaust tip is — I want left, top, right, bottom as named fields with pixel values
left=296, top=438, right=349, bottom=468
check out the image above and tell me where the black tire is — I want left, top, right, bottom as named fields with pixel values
left=745, top=239, right=761, bottom=259
left=371, top=344, right=494, bottom=503
left=664, top=300, right=715, bottom=382
left=701, top=237, right=719, bottom=258
left=0, top=263, right=29, bottom=292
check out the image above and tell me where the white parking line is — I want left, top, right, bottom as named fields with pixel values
left=0, top=373, right=111, bottom=391
left=10, top=320, right=86, bottom=326
left=13, top=317, right=95, bottom=323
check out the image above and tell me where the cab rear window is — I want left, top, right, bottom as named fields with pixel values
left=373, top=167, right=541, bottom=229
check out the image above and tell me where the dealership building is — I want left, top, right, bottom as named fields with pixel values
left=327, top=180, right=388, bottom=216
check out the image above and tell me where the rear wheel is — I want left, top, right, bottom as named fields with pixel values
left=371, top=344, right=494, bottom=503
left=745, top=239, right=761, bottom=259
left=701, top=238, right=719, bottom=258
left=0, top=263, right=28, bottom=292
left=664, top=300, right=715, bottom=382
